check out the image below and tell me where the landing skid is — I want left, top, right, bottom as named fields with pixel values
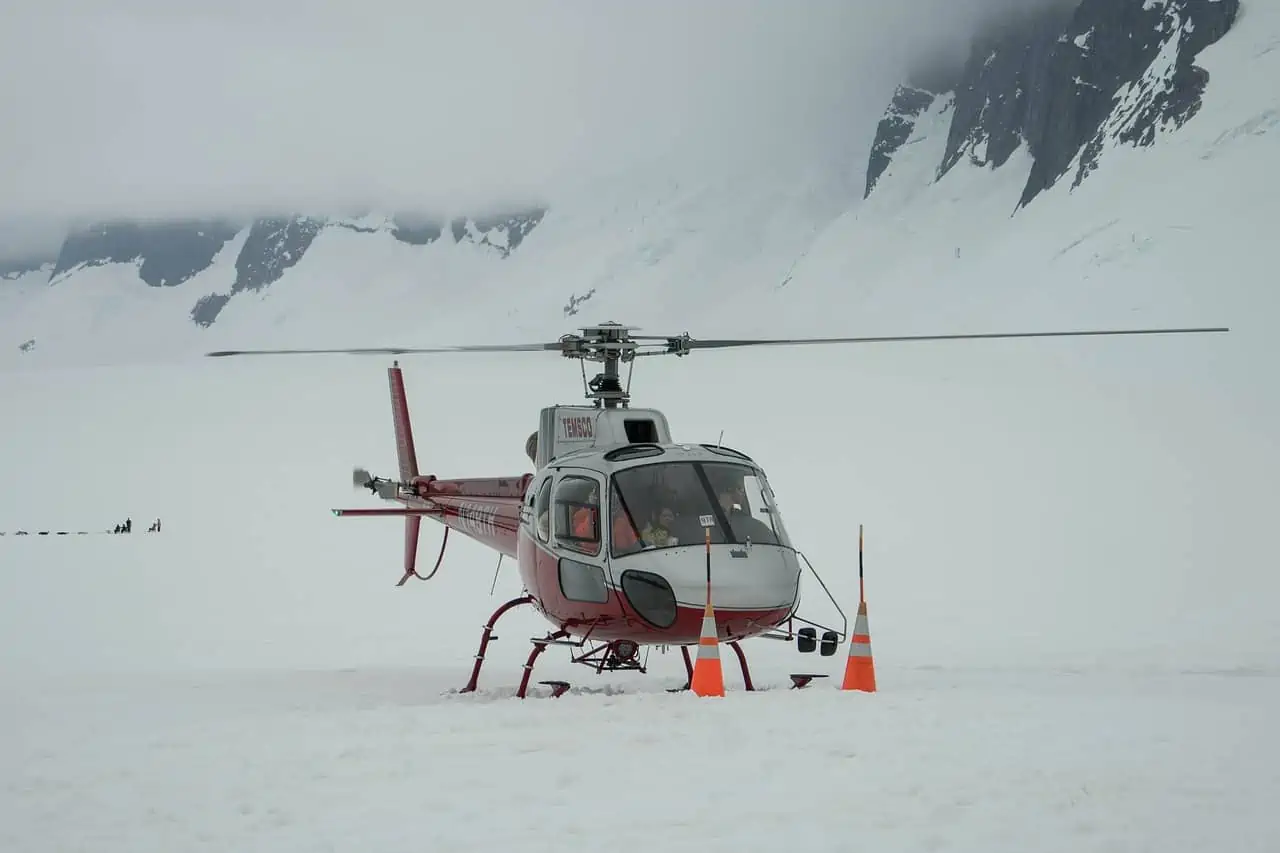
left=459, top=594, right=758, bottom=698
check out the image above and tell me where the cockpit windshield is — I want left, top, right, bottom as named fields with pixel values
left=609, top=460, right=787, bottom=557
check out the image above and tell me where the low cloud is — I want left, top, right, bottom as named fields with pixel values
left=0, top=0, right=1077, bottom=246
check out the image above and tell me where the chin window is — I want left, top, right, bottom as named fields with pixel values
left=620, top=570, right=678, bottom=629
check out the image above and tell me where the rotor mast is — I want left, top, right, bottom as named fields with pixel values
left=558, top=322, right=644, bottom=409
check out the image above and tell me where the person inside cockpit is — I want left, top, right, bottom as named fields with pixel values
left=642, top=506, right=678, bottom=547
left=612, top=502, right=641, bottom=553
left=717, top=484, right=746, bottom=518
left=714, top=479, right=776, bottom=545
left=572, top=484, right=599, bottom=540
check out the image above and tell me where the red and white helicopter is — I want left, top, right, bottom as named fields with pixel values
left=208, top=320, right=1227, bottom=697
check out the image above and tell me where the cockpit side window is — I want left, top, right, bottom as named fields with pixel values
left=533, top=477, right=552, bottom=542
left=553, top=474, right=601, bottom=557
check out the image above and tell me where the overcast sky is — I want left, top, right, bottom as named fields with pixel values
left=0, top=0, right=1072, bottom=256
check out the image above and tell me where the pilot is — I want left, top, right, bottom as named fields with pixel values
left=716, top=483, right=773, bottom=544
left=717, top=483, right=752, bottom=522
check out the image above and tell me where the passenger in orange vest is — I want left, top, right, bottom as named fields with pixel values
left=612, top=506, right=640, bottom=553
left=571, top=485, right=599, bottom=548
left=572, top=504, right=596, bottom=539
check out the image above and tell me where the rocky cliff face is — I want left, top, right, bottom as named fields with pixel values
left=864, top=85, right=941, bottom=198
left=19, top=208, right=546, bottom=327
left=188, top=216, right=325, bottom=327
left=50, top=220, right=242, bottom=289
left=865, top=0, right=1241, bottom=207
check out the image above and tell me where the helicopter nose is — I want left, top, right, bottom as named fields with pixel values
left=613, top=544, right=800, bottom=612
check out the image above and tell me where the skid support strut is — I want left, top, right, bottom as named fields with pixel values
left=517, top=630, right=570, bottom=698
left=728, top=641, right=756, bottom=692
left=460, top=594, right=534, bottom=693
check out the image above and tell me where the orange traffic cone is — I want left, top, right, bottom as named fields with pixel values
left=690, top=599, right=725, bottom=697
left=839, top=600, right=877, bottom=692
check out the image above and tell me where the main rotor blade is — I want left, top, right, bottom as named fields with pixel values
left=205, top=325, right=1229, bottom=358
left=205, top=342, right=562, bottom=357
left=671, top=327, right=1229, bottom=350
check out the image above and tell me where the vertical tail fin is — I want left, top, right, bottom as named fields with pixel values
left=387, top=361, right=420, bottom=482
left=388, top=361, right=422, bottom=577
left=403, top=513, right=422, bottom=581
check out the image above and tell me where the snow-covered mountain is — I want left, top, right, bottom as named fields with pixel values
left=1, top=210, right=547, bottom=327
left=2, top=0, right=1254, bottom=368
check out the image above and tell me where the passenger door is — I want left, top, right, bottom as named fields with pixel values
left=550, top=469, right=611, bottom=607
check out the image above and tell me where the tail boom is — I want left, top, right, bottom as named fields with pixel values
left=334, top=481, right=528, bottom=559
left=409, top=475, right=533, bottom=558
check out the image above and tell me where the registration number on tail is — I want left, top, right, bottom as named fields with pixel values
left=457, top=503, right=501, bottom=540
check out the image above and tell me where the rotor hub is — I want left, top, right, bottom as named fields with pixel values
left=556, top=322, right=647, bottom=408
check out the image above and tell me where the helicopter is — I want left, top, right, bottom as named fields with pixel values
left=207, top=320, right=1228, bottom=697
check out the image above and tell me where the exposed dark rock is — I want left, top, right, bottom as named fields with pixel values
left=187, top=215, right=325, bottom=326
left=1048, top=0, right=1241, bottom=201
left=50, top=220, right=240, bottom=287
left=190, top=293, right=232, bottom=328
left=301, top=213, right=446, bottom=246
left=27, top=203, right=548, bottom=329
left=563, top=288, right=596, bottom=317
left=390, top=216, right=444, bottom=246
left=865, top=85, right=942, bottom=198
left=331, top=220, right=381, bottom=235
left=865, top=0, right=1241, bottom=209
left=450, top=209, right=547, bottom=257
left=231, top=217, right=325, bottom=294
left=936, top=10, right=1072, bottom=181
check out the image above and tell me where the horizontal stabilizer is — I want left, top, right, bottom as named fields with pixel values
left=332, top=507, right=441, bottom=517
